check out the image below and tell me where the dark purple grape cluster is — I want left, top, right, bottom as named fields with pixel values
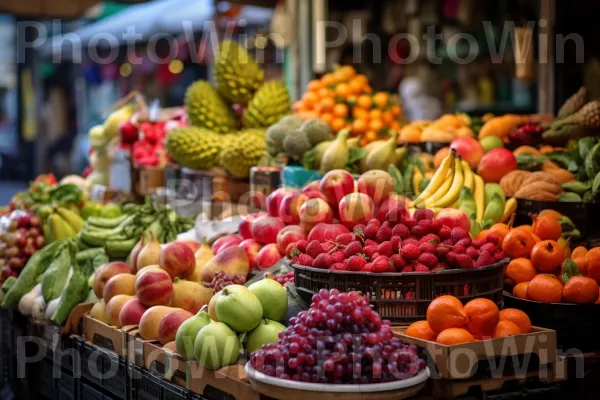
left=273, top=271, right=294, bottom=285
left=210, top=272, right=246, bottom=292
left=249, top=289, right=426, bottom=384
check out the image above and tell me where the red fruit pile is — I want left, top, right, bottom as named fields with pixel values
left=0, top=213, right=45, bottom=279
left=273, top=271, right=295, bottom=286
left=288, top=208, right=505, bottom=273
left=249, top=289, right=426, bottom=384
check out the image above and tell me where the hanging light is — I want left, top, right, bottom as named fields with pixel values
left=119, top=63, right=132, bottom=77
left=168, top=60, right=184, bottom=74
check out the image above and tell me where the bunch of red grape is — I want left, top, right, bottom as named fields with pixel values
left=0, top=213, right=45, bottom=279
left=210, top=272, right=246, bottom=292
left=249, top=289, right=426, bottom=384
left=273, top=271, right=294, bottom=286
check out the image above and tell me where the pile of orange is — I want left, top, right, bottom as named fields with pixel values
left=293, top=66, right=404, bottom=145
left=493, top=210, right=600, bottom=304
left=406, top=295, right=532, bottom=345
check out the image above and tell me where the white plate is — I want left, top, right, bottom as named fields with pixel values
left=245, top=363, right=430, bottom=393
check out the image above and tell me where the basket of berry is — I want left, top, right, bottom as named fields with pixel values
left=288, top=210, right=508, bottom=325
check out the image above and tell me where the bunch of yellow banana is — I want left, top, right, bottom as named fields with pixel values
left=43, top=207, right=85, bottom=243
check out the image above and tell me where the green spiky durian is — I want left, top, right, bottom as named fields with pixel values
left=165, top=127, right=223, bottom=170
left=215, top=40, right=264, bottom=105
left=220, top=130, right=266, bottom=178
left=243, top=82, right=291, bottom=128
left=184, top=80, right=239, bottom=134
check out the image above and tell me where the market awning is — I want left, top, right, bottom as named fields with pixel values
left=0, top=0, right=146, bottom=19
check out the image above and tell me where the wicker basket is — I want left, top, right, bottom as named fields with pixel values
left=291, top=259, right=508, bottom=325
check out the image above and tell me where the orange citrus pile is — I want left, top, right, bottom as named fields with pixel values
left=406, top=295, right=533, bottom=345
left=293, top=66, right=404, bottom=145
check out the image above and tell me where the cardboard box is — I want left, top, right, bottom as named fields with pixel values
left=83, top=315, right=133, bottom=358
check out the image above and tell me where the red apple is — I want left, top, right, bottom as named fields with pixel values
left=303, top=190, right=329, bottom=202
left=319, top=170, right=355, bottom=208
left=181, top=240, right=202, bottom=253
left=435, top=208, right=471, bottom=232
left=249, top=191, right=267, bottom=210
left=450, top=137, right=485, bottom=169
left=376, top=194, right=408, bottom=222
left=279, top=192, right=308, bottom=225
left=257, top=244, right=283, bottom=270
left=307, top=223, right=350, bottom=242
left=239, top=213, right=266, bottom=240
left=302, top=181, right=321, bottom=194
left=251, top=216, right=286, bottom=244
left=266, top=189, right=293, bottom=217
left=477, top=148, right=517, bottom=183
left=339, top=193, right=375, bottom=229
left=276, top=226, right=307, bottom=254
left=299, top=198, right=334, bottom=231
left=239, top=239, right=263, bottom=269
left=211, top=235, right=243, bottom=255
left=357, top=170, right=394, bottom=204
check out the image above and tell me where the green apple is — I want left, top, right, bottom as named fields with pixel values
left=215, top=285, right=263, bottom=333
left=246, top=319, right=285, bottom=354
left=193, top=321, right=241, bottom=370
left=480, top=136, right=504, bottom=153
left=175, top=311, right=211, bottom=360
left=248, top=277, right=288, bottom=322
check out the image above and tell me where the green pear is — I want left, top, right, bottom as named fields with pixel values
left=319, top=129, right=350, bottom=174
left=193, top=321, right=240, bottom=370
left=246, top=319, right=285, bottom=354
left=175, top=311, right=211, bottom=360
left=215, top=285, right=263, bottom=333
left=248, top=277, right=288, bottom=322
left=484, top=183, right=506, bottom=208
left=363, top=130, right=399, bottom=171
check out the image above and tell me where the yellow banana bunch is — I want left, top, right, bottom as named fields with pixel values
left=44, top=207, right=85, bottom=243
left=473, top=174, right=485, bottom=222
left=413, top=149, right=456, bottom=207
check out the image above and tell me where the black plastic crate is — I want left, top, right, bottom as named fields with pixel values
left=103, top=352, right=128, bottom=400
left=131, top=365, right=162, bottom=400
left=163, top=379, right=190, bottom=400
left=79, top=341, right=105, bottom=387
left=38, top=359, right=57, bottom=399
left=56, top=372, right=77, bottom=400
left=80, top=380, right=104, bottom=400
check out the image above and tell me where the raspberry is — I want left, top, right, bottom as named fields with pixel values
left=390, top=254, right=407, bottom=270
left=418, top=252, right=438, bottom=268
left=368, top=218, right=381, bottom=228
left=295, top=240, right=308, bottom=253
left=466, top=246, right=480, bottom=260
left=484, top=233, right=499, bottom=246
left=453, top=244, right=467, bottom=254
left=435, top=244, right=451, bottom=260
left=364, top=239, right=378, bottom=247
left=471, top=239, right=483, bottom=249
left=364, top=224, right=379, bottom=240
left=404, top=217, right=416, bottom=229
left=330, top=263, right=347, bottom=271
left=400, top=244, right=420, bottom=260
left=411, top=225, right=425, bottom=238
left=401, top=265, right=414, bottom=273
left=438, top=225, right=452, bottom=240
left=455, top=254, right=474, bottom=269
left=446, top=251, right=458, bottom=265
left=475, top=251, right=494, bottom=268
left=480, top=243, right=497, bottom=255
left=372, top=256, right=391, bottom=272
left=306, top=240, right=324, bottom=258
left=346, top=255, right=367, bottom=271
left=418, top=242, right=436, bottom=255
left=402, top=238, right=420, bottom=248
left=431, top=219, right=443, bottom=233
left=296, top=254, right=314, bottom=266
left=417, top=219, right=433, bottom=234
left=322, top=242, right=336, bottom=253
left=361, top=263, right=373, bottom=272
left=420, top=234, right=440, bottom=245
left=313, top=253, right=334, bottom=269
left=377, top=241, right=393, bottom=257
left=362, top=245, right=378, bottom=259
left=376, top=222, right=393, bottom=242
left=414, top=263, right=430, bottom=272
left=451, top=227, right=470, bottom=244
left=456, top=238, right=472, bottom=248
left=343, top=241, right=363, bottom=258
left=331, top=250, right=345, bottom=264
left=392, top=224, right=410, bottom=239
left=390, top=236, right=402, bottom=252
left=336, top=233, right=357, bottom=246
left=286, top=243, right=300, bottom=258
left=493, top=251, right=506, bottom=262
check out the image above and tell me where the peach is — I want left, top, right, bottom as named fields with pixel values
left=435, top=208, right=471, bottom=232
left=278, top=192, right=308, bottom=225
left=239, top=239, right=263, bottom=269
left=239, top=213, right=266, bottom=240
left=477, top=148, right=517, bottom=183
left=376, top=194, right=408, bottom=222
left=105, top=295, right=134, bottom=328
left=211, top=235, right=243, bottom=255
left=135, top=267, right=174, bottom=307
left=357, top=170, right=394, bottom=204
left=208, top=292, right=219, bottom=321
left=299, top=198, right=333, bottom=232
left=266, top=188, right=293, bottom=217
left=90, top=299, right=107, bottom=323
left=103, top=273, right=136, bottom=303
left=182, top=240, right=202, bottom=253
left=450, top=137, right=485, bottom=169
left=171, top=279, right=213, bottom=314
left=139, top=306, right=176, bottom=341
left=339, top=193, right=375, bottom=229
left=93, top=262, right=132, bottom=299
left=200, top=246, right=249, bottom=284
left=319, top=169, right=355, bottom=208
left=251, top=216, right=285, bottom=244
left=276, top=226, right=307, bottom=254
left=119, top=298, right=149, bottom=327
left=159, top=242, right=196, bottom=279
left=163, top=341, right=178, bottom=353
left=157, top=310, right=194, bottom=345
left=257, top=244, right=282, bottom=270
left=307, top=223, right=350, bottom=242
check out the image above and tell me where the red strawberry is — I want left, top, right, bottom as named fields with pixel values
left=385, top=208, right=407, bottom=225
left=453, top=244, right=467, bottom=254
left=432, top=264, right=447, bottom=272
left=402, top=238, right=420, bottom=248
left=336, top=233, right=357, bottom=246
left=480, top=243, right=497, bottom=255
left=466, top=246, right=480, bottom=260
left=362, top=245, right=378, bottom=259
left=296, top=254, right=314, bottom=266
left=330, top=263, right=347, bottom=271
left=414, top=263, right=430, bottom=272
left=493, top=251, right=506, bottom=262
left=401, top=265, right=414, bottom=273
left=418, top=242, right=436, bottom=255
left=484, top=233, right=499, bottom=246
left=404, top=217, right=416, bottom=229
left=306, top=240, right=324, bottom=258
left=390, top=254, right=407, bottom=270
left=344, top=241, right=363, bottom=258
left=471, top=239, right=483, bottom=249
left=322, top=242, right=336, bottom=253
left=400, top=244, right=420, bottom=260
left=377, top=241, right=393, bottom=257
left=372, top=256, right=391, bottom=272
left=442, top=239, right=453, bottom=246
left=446, top=251, right=458, bottom=265
left=296, top=240, right=308, bottom=253
left=418, top=253, right=438, bottom=268
left=450, top=227, right=470, bottom=244
left=370, top=253, right=380, bottom=260
left=438, top=225, right=452, bottom=240
left=475, top=251, right=495, bottom=268
left=353, top=225, right=366, bottom=241
left=455, top=254, right=474, bottom=269
left=364, top=224, right=379, bottom=240
left=414, top=209, right=434, bottom=221
left=376, top=222, right=393, bottom=242
left=417, top=219, right=433, bottom=234
left=361, top=263, right=373, bottom=272
left=411, top=225, right=425, bottom=238
left=431, top=219, right=443, bottom=233
left=331, top=251, right=345, bottom=264
left=456, top=238, right=472, bottom=248
left=391, top=224, right=410, bottom=239
left=435, top=244, right=451, bottom=260
left=313, top=253, right=334, bottom=269
left=420, top=234, right=440, bottom=244
left=290, top=256, right=301, bottom=265
left=364, top=239, right=378, bottom=247
left=390, top=236, right=402, bottom=252
left=286, top=243, right=300, bottom=258
left=346, top=255, right=367, bottom=271
left=368, top=218, right=382, bottom=228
